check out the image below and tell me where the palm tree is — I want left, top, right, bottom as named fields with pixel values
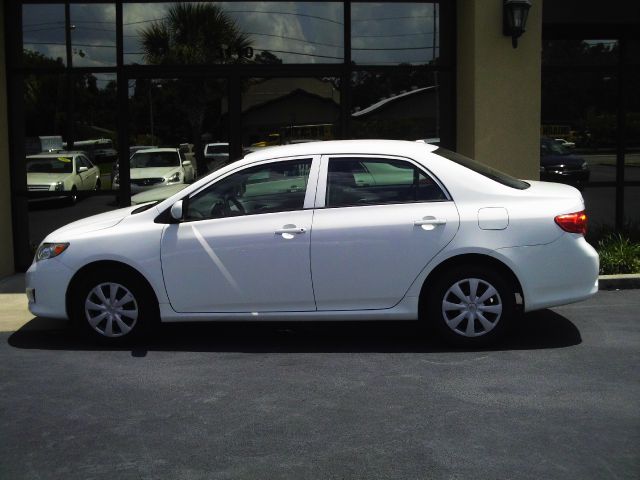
left=140, top=3, right=252, bottom=175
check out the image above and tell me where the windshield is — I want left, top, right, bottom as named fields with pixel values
left=27, top=156, right=73, bottom=174
left=434, top=148, right=530, bottom=190
left=206, top=145, right=228, bottom=155
left=543, top=139, right=568, bottom=155
left=131, top=151, right=180, bottom=168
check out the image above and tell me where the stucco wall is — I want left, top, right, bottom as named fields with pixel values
left=0, top=1, right=15, bottom=276
left=457, top=0, right=542, bottom=180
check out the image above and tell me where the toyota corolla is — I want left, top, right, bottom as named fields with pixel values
left=26, top=140, right=599, bottom=346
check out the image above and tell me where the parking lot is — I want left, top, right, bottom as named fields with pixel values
left=1, top=288, right=639, bottom=480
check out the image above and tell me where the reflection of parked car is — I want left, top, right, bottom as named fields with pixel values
left=110, top=145, right=157, bottom=185
left=26, top=152, right=101, bottom=203
left=27, top=140, right=598, bottom=347
left=204, top=142, right=230, bottom=172
left=540, top=137, right=589, bottom=189
left=112, top=148, right=195, bottom=193
left=130, top=183, right=188, bottom=205
left=554, top=138, right=576, bottom=149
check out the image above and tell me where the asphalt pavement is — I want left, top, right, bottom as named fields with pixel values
left=1, top=289, right=639, bottom=479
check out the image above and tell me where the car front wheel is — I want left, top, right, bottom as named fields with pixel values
left=425, top=266, right=515, bottom=346
left=70, top=268, right=157, bottom=343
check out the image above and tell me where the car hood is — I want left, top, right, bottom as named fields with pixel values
left=27, top=172, right=70, bottom=184
left=44, top=205, right=143, bottom=241
left=131, top=183, right=189, bottom=205
left=541, top=154, right=585, bottom=167
left=130, top=166, right=181, bottom=179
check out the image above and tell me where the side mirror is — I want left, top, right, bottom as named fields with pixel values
left=170, top=200, right=184, bottom=221
left=78, top=166, right=88, bottom=173
left=183, top=160, right=191, bottom=166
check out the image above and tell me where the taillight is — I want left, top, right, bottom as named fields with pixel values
left=554, top=210, right=588, bottom=235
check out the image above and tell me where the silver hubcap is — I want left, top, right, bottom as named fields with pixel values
left=442, top=278, right=502, bottom=337
left=84, top=282, right=138, bottom=337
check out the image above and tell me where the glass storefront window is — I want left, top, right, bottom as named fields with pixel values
left=124, top=2, right=344, bottom=65
left=583, top=187, right=616, bottom=232
left=626, top=72, right=640, bottom=183
left=351, top=2, right=439, bottom=66
left=22, top=4, right=66, bottom=67
left=542, top=71, right=618, bottom=184
left=542, top=39, right=619, bottom=66
left=351, top=70, right=440, bottom=140
left=127, top=77, right=229, bottom=202
left=241, top=77, right=340, bottom=148
left=70, top=3, right=116, bottom=67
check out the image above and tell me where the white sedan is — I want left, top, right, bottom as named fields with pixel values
left=26, top=152, right=101, bottom=203
left=112, top=148, right=195, bottom=192
left=26, top=140, right=599, bottom=346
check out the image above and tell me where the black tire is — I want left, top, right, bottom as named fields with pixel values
left=423, top=265, right=516, bottom=347
left=68, top=187, right=78, bottom=205
left=69, top=267, right=158, bottom=345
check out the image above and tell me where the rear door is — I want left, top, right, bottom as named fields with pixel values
left=310, top=155, right=459, bottom=311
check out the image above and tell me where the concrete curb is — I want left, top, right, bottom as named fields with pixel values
left=598, top=274, right=640, bottom=290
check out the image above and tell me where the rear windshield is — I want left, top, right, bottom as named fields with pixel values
left=206, top=145, right=228, bottom=155
left=434, top=148, right=530, bottom=190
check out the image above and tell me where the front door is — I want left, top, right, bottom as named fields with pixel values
left=161, top=157, right=319, bottom=313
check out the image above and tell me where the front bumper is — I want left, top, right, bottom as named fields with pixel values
left=25, top=258, right=75, bottom=319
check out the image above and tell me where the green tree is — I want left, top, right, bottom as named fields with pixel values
left=139, top=2, right=252, bottom=174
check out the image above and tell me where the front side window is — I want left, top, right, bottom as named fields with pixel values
left=186, top=158, right=312, bottom=220
left=326, top=157, right=447, bottom=208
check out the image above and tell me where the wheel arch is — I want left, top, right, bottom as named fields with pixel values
left=418, top=253, right=524, bottom=312
left=65, top=260, right=159, bottom=318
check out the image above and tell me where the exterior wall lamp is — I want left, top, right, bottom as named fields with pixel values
left=503, top=0, right=532, bottom=48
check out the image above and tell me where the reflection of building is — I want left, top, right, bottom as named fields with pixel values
left=239, top=78, right=340, bottom=146
left=352, top=86, right=438, bottom=140
left=1, top=1, right=639, bottom=275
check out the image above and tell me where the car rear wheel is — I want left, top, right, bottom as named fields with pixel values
left=425, top=266, right=515, bottom=346
left=70, top=268, right=157, bottom=344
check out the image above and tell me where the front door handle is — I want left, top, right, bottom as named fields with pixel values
left=275, top=226, right=307, bottom=235
left=414, top=217, right=447, bottom=227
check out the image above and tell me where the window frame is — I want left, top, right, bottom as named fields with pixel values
left=178, top=155, right=321, bottom=223
left=315, top=154, right=450, bottom=209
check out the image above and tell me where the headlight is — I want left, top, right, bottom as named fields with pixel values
left=54, top=181, right=64, bottom=191
left=165, top=172, right=182, bottom=184
left=35, top=243, right=69, bottom=262
left=581, top=161, right=588, bottom=170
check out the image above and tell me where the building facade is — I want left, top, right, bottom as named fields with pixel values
left=1, top=1, right=638, bottom=276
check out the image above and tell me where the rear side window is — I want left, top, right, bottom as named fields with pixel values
left=434, top=148, right=530, bottom=190
left=326, top=157, right=447, bottom=208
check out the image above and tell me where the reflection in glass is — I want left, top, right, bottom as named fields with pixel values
left=22, top=4, right=66, bottom=67
left=542, top=39, right=619, bottom=66
left=128, top=77, right=229, bottom=188
left=626, top=72, right=640, bottom=182
left=70, top=3, right=116, bottom=67
left=71, top=73, right=118, bottom=189
left=542, top=72, right=618, bottom=184
left=582, top=187, right=616, bottom=230
left=124, top=2, right=343, bottom=65
left=241, top=77, right=340, bottom=148
left=24, top=73, right=67, bottom=153
left=351, top=2, right=439, bottom=65
left=624, top=188, right=640, bottom=227
left=351, top=71, right=439, bottom=140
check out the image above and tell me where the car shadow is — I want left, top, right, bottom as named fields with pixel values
left=7, top=309, right=581, bottom=355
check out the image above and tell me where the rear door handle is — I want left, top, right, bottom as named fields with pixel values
left=414, top=217, right=447, bottom=227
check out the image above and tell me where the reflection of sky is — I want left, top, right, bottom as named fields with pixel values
left=23, top=1, right=438, bottom=67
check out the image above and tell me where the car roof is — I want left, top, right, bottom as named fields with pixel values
left=242, top=139, right=438, bottom=164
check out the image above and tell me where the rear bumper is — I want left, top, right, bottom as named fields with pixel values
left=499, top=234, right=599, bottom=312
